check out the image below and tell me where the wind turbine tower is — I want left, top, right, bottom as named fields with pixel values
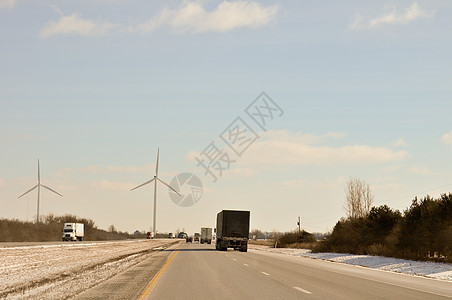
left=18, top=159, right=63, bottom=223
left=131, top=149, right=180, bottom=238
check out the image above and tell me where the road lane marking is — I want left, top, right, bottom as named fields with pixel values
left=243, top=264, right=249, bottom=267
left=233, top=258, right=237, bottom=261
left=293, top=286, right=312, bottom=294
left=261, top=272, right=270, bottom=276
left=139, top=244, right=182, bottom=299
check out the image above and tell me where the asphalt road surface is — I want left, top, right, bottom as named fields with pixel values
left=140, top=242, right=452, bottom=300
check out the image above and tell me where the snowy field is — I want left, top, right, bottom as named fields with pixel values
left=250, top=245, right=452, bottom=281
left=0, top=239, right=179, bottom=299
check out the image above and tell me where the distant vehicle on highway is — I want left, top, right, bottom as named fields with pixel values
left=62, top=223, right=84, bottom=241
left=146, top=232, right=153, bottom=239
left=178, top=232, right=188, bottom=239
left=194, top=232, right=200, bottom=242
left=186, top=236, right=193, bottom=243
left=216, top=210, right=250, bottom=252
left=200, top=227, right=212, bottom=244
left=168, top=233, right=174, bottom=239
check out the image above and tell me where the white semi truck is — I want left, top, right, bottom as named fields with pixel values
left=62, top=223, right=84, bottom=241
left=200, top=227, right=212, bottom=244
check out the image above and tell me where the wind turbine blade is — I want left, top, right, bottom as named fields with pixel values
left=157, top=178, right=181, bottom=196
left=18, top=185, right=38, bottom=199
left=155, top=148, right=159, bottom=177
left=131, top=177, right=155, bottom=191
left=41, top=184, right=63, bottom=197
left=38, top=159, right=40, bottom=182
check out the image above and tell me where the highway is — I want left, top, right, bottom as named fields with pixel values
left=140, top=242, right=452, bottom=300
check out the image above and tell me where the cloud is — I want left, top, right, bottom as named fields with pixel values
left=105, top=165, right=153, bottom=173
left=393, top=138, right=409, bottom=147
left=186, top=129, right=346, bottom=160
left=312, top=177, right=345, bottom=190
left=223, top=167, right=256, bottom=178
left=0, top=0, right=16, bottom=9
left=90, top=180, right=135, bottom=191
left=441, top=130, right=452, bottom=144
left=77, top=164, right=154, bottom=174
left=47, top=4, right=64, bottom=16
left=374, top=177, right=403, bottom=191
left=132, top=1, right=279, bottom=34
left=409, top=165, right=434, bottom=175
left=260, top=130, right=346, bottom=144
left=375, top=176, right=398, bottom=182
left=280, top=178, right=305, bottom=188
left=186, top=130, right=407, bottom=167
left=385, top=165, right=401, bottom=173
left=350, top=3, right=435, bottom=30
left=39, top=13, right=116, bottom=38
left=239, top=130, right=407, bottom=166
left=374, top=183, right=404, bottom=191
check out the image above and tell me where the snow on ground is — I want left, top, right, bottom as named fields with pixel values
left=250, top=245, right=452, bottom=281
left=0, top=239, right=179, bottom=299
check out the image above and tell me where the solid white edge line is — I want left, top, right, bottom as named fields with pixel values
left=249, top=248, right=452, bottom=298
left=293, top=286, right=312, bottom=294
left=261, top=271, right=270, bottom=276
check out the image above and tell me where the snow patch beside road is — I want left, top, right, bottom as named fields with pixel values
left=250, top=245, right=452, bottom=281
left=0, top=239, right=179, bottom=299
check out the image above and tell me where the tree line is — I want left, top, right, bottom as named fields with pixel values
left=0, top=214, right=135, bottom=242
left=251, top=178, right=451, bottom=263
left=315, top=187, right=451, bottom=263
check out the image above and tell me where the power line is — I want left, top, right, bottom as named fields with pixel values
left=381, top=181, right=452, bottom=203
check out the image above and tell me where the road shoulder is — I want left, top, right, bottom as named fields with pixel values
left=74, top=242, right=182, bottom=300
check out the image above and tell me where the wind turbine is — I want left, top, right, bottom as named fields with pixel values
left=131, top=148, right=180, bottom=238
left=18, top=159, right=63, bottom=223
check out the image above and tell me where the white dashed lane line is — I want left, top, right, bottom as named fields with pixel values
left=242, top=263, right=312, bottom=295
left=243, top=263, right=249, bottom=267
left=293, top=286, right=312, bottom=294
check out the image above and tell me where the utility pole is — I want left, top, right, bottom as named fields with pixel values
left=297, top=216, right=301, bottom=235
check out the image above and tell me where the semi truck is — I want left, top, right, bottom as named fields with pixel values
left=200, top=227, right=212, bottom=244
left=62, top=223, right=84, bottom=241
left=215, top=210, right=250, bottom=252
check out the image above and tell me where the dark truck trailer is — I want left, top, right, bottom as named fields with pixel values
left=216, top=210, right=250, bottom=252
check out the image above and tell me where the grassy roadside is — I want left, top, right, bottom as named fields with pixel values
left=0, top=214, right=134, bottom=242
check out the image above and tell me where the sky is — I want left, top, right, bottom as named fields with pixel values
left=1, top=0, right=452, bottom=235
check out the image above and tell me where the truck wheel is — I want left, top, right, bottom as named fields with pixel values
left=240, top=247, right=248, bottom=252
